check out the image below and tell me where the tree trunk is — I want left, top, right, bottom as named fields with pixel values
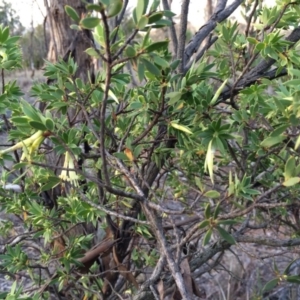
left=44, top=0, right=93, bottom=81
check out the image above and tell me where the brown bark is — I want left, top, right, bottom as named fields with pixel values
left=205, top=0, right=214, bottom=20
left=45, top=0, right=93, bottom=81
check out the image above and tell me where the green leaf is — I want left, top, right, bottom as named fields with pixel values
left=204, top=190, right=220, bottom=199
left=163, top=10, right=176, bottom=17
left=255, top=42, right=265, bottom=51
left=269, top=124, right=288, bottom=137
left=216, top=226, right=236, bottom=244
left=213, top=202, right=221, bottom=219
left=282, top=177, right=300, bottom=187
left=5, top=36, right=20, bottom=45
left=107, top=0, right=123, bottom=18
left=1, top=60, right=15, bottom=69
left=45, top=118, right=54, bottom=131
left=218, top=219, right=238, bottom=225
left=145, top=40, right=169, bottom=53
left=11, top=116, right=30, bottom=125
left=199, top=219, right=209, bottom=229
left=284, top=259, right=298, bottom=275
left=114, top=152, right=128, bottom=160
left=210, top=79, right=228, bottom=105
left=136, top=0, right=146, bottom=21
left=204, top=203, right=211, bottom=219
left=70, top=24, right=80, bottom=31
left=85, top=48, right=100, bottom=58
left=137, top=15, right=149, bottom=30
left=286, top=275, right=300, bottom=284
left=132, top=8, right=138, bottom=25
left=260, top=135, right=285, bottom=148
left=170, top=122, right=192, bottom=134
left=137, top=61, right=145, bottom=82
left=86, top=4, right=103, bottom=12
left=29, top=121, right=47, bottom=131
left=80, top=17, right=100, bottom=29
left=141, top=58, right=161, bottom=76
left=99, top=0, right=110, bottom=5
left=262, top=278, right=279, bottom=293
left=295, top=134, right=300, bottom=150
left=167, top=91, right=182, bottom=104
left=170, top=59, right=180, bottom=70
left=148, top=12, right=163, bottom=23
left=152, top=19, right=172, bottom=27
left=284, top=79, right=300, bottom=86
left=125, top=45, right=136, bottom=58
left=153, top=56, right=169, bottom=69
left=21, top=101, right=41, bottom=122
left=13, top=162, right=28, bottom=170
left=247, top=37, right=258, bottom=44
left=203, top=228, right=213, bottom=246
left=1, top=27, right=9, bottom=43
left=40, top=177, right=61, bottom=192
left=65, top=5, right=80, bottom=22
left=284, top=157, right=296, bottom=181
left=150, top=0, right=160, bottom=11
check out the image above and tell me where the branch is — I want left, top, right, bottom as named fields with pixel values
left=79, top=190, right=149, bottom=225
left=162, top=0, right=178, bottom=56
left=244, top=0, right=259, bottom=37
left=190, top=239, right=231, bottom=272
left=112, top=29, right=139, bottom=61
left=141, top=202, right=191, bottom=299
left=177, top=0, right=190, bottom=72
left=133, top=255, right=166, bottom=300
left=183, top=0, right=243, bottom=72
left=217, top=26, right=300, bottom=103
left=99, top=10, right=112, bottom=186
left=184, top=35, right=218, bottom=72
left=107, top=150, right=190, bottom=298
left=236, top=235, right=300, bottom=247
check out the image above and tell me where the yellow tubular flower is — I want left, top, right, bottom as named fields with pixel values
left=21, top=134, right=45, bottom=163
left=29, top=134, right=45, bottom=156
left=59, top=151, right=70, bottom=182
left=59, top=151, right=79, bottom=187
left=20, top=145, right=30, bottom=162
left=0, top=130, right=44, bottom=155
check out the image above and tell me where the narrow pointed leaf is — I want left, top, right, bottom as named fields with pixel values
left=217, top=226, right=236, bottom=244
left=210, top=79, right=228, bottom=105
left=204, top=203, right=211, bottom=219
left=203, top=228, right=213, bottom=246
left=260, top=135, right=285, bottom=148
left=145, top=40, right=169, bottom=53
left=213, top=202, right=221, bottom=219
left=199, top=219, right=209, bottom=229
left=262, top=278, right=279, bottom=293
left=170, top=122, right=192, bottom=134
left=286, top=276, right=300, bottom=284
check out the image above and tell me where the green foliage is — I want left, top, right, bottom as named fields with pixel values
left=3, top=0, right=300, bottom=299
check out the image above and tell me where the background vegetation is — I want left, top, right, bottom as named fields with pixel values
left=2, top=0, right=300, bottom=299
